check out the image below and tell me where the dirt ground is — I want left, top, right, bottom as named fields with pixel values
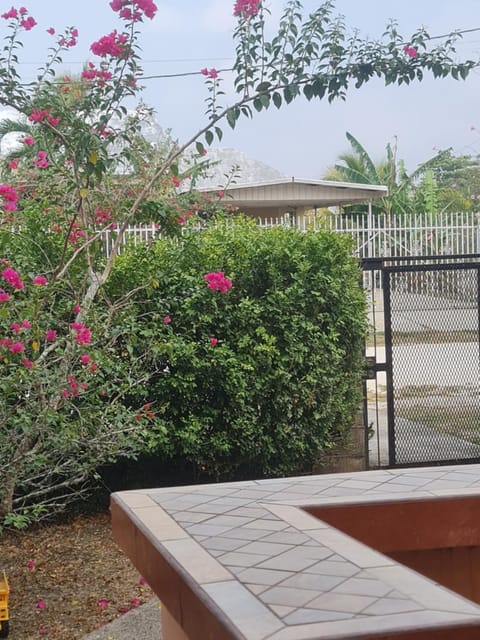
left=1, top=512, right=154, bottom=639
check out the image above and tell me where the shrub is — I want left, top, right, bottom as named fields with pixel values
left=106, top=218, right=367, bottom=480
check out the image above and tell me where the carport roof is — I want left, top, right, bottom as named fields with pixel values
left=201, top=177, right=388, bottom=208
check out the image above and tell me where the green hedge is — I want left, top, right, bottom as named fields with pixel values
left=106, top=217, right=367, bottom=480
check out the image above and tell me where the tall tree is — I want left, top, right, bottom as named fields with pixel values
left=324, top=132, right=446, bottom=216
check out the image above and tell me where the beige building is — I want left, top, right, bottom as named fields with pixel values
left=201, top=177, right=388, bottom=226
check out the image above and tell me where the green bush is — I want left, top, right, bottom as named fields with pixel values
left=106, top=217, right=367, bottom=480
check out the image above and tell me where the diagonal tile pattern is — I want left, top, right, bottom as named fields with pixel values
left=113, top=464, right=480, bottom=639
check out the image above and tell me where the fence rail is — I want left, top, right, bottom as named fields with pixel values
left=103, top=211, right=480, bottom=259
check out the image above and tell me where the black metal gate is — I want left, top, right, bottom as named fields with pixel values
left=363, top=255, right=480, bottom=468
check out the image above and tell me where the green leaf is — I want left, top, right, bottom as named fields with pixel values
left=214, top=126, right=223, bottom=141
left=273, top=92, right=282, bottom=109
left=196, top=141, right=205, bottom=155
left=303, top=84, right=313, bottom=100
left=226, top=109, right=237, bottom=129
left=253, top=97, right=263, bottom=112
left=205, top=129, right=214, bottom=146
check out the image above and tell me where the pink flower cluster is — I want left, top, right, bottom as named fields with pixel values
left=204, top=271, right=232, bottom=293
left=70, top=322, right=92, bottom=345
left=62, top=374, right=88, bottom=398
left=403, top=44, right=418, bottom=59
left=110, top=0, right=158, bottom=21
left=200, top=68, right=218, bottom=79
left=233, top=0, right=261, bottom=19
left=58, top=27, right=78, bottom=48
left=91, top=30, right=129, bottom=58
left=1, top=267, right=24, bottom=289
left=34, top=151, right=50, bottom=169
left=29, top=108, right=50, bottom=123
left=0, top=184, right=19, bottom=211
left=1, top=6, right=36, bottom=30
left=82, top=62, right=113, bottom=83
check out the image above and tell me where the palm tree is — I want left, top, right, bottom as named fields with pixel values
left=324, top=132, right=434, bottom=217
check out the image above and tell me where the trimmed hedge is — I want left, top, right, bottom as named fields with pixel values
left=106, top=217, right=367, bottom=480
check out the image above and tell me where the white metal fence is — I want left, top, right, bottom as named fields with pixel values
left=103, top=211, right=480, bottom=259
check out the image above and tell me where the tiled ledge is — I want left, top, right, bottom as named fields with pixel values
left=111, top=464, right=480, bottom=639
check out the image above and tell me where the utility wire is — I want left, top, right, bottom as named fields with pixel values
left=11, top=26, right=480, bottom=82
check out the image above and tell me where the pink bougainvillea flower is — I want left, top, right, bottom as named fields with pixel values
left=28, top=109, right=49, bottom=123
left=70, top=322, right=92, bottom=345
left=10, top=323, right=21, bottom=334
left=163, top=315, right=171, bottom=324
left=74, top=304, right=81, bottom=314
left=0, top=184, right=19, bottom=212
left=26, top=560, right=36, bottom=569
left=91, top=29, right=129, bottom=58
left=0, top=290, right=9, bottom=302
left=98, top=598, right=109, bottom=609
left=200, top=67, right=218, bottom=79
left=1, top=8, right=18, bottom=20
left=36, top=599, right=46, bottom=609
left=80, top=354, right=90, bottom=364
left=46, top=27, right=55, bottom=35
left=47, top=115, right=60, bottom=127
left=38, top=627, right=48, bottom=636
left=210, top=337, right=218, bottom=346
left=130, top=598, right=141, bottom=608
left=9, top=341, right=25, bottom=353
left=33, top=275, right=48, bottom=286
left=20, top=15, right=36, bottom=30
left=45, top=329, right=57, bottom=342
left=76, top=327, right=92, bottom=345
left=21, top=319, right=31, bottom=329
left=234, top=0, right=261, bottom=19
left=34, top=151, right=50, bottom=169
left=110, top=0, right=158, bottom=21
left=23, top=136, right=34, bottom=145
left=171, top=176, right=181, bottom=188
left=8, top=157, right=19, bottom=170
left=403, top=44, right=418, bottom=58
left=138, top=577, right=147, bottom=585
left=204, top=271, right=232, bottom=293
left=2, top=267, right=24, bottom=289
left=21, top=358, right=33, bottom=369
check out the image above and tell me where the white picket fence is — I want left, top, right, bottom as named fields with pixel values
left=103, top=211, right=480, bottom=259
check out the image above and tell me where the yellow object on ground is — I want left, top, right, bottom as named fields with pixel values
left=0, top=572, right=9, bottom=638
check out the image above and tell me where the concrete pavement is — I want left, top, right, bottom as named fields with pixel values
left=81, top=599, right=162, bottom=640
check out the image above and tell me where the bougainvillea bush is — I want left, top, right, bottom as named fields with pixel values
left=0, top=0, right=475, bottom=527
left=105, top=218, right=367, bottom=480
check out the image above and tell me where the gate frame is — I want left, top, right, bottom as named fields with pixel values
left=361, top=253, right=480, bottom=469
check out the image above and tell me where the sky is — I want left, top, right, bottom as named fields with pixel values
left=5, top=0, right=480, bottom=180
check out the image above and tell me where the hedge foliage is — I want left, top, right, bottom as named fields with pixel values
left=106, top=218, right=367, bottom=480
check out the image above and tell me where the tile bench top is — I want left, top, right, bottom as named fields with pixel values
left=111, top=464, right=480, bottom=639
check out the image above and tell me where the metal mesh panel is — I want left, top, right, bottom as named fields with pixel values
left=385, top=264, right=480, bottom=466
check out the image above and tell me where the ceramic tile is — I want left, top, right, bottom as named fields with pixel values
left=131, top=505, right=189, bottom=541
left=203, top=580, right=284, bottom=640
left=162, top=538, right=232, bottom=583
left=259, top=585, right=319, bottom=607
left=238, top=568, right=294, bottom=586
